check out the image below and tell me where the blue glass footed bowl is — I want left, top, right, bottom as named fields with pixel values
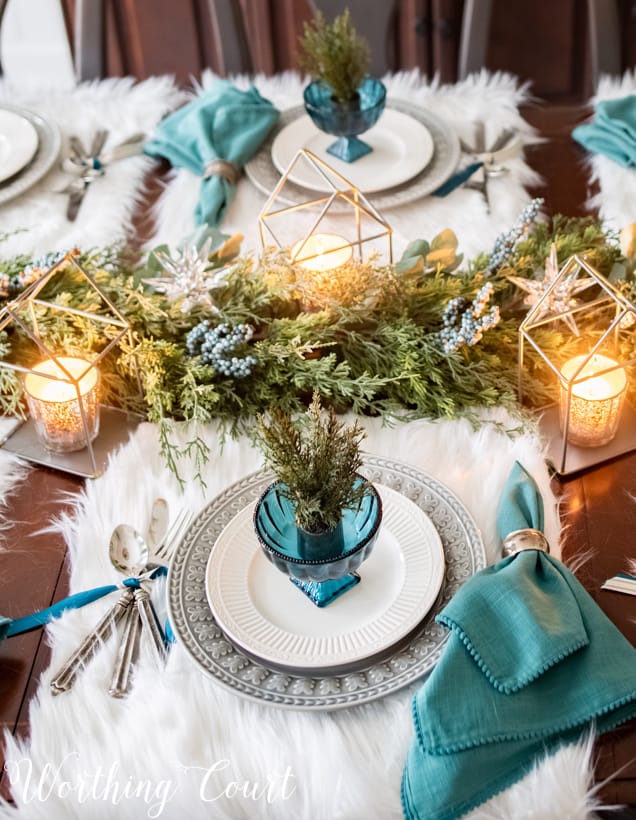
left=253, top=477, right=382, bottom=608
left=303, top=77, right=386, bottom=163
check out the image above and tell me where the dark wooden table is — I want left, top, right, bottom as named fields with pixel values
left=1, top=100, right=635, bottom=811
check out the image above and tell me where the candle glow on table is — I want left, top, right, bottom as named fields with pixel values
left=24, top=357, right=100, bottom=453
left=559, top=353, right=627, bottom=447
left=291, top=233, right=353, bottom=272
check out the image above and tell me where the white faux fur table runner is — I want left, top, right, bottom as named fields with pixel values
left=0, top=412, right=613, bottom=819
left=0, top=77, right=183, bottom=258
left=151, top=70, right=541, bottom=260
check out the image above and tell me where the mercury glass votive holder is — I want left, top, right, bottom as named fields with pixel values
left=559, top=353, right=627, bottom=447
left=24, top=357, right=100, bottom=453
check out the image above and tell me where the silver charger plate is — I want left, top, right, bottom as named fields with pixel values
left=0, top=103, right=61, bottom=207
left=245, top=99, right=461, bottom=210
left=168, top=455, right=486, bottom=711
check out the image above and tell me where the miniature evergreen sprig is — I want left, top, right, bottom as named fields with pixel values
left=297, top=9, right=370, bottom=103
left=256, top=393, right=368, bottom=533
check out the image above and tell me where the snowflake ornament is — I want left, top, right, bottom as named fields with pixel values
left=508, top=243, right=595, bottom=335
left=147, top=239, right=229, bottom=313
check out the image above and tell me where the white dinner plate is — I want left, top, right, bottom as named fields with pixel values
left=271, top=108, right=434, bottom=194
left=205, top=483, right=445, bottom=672
left=0, top=109, right=39, bottom=183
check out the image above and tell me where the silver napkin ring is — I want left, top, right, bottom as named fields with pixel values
left=501, top=528, right=550, bottom=557
left=203, top=160, right=240, bottom=186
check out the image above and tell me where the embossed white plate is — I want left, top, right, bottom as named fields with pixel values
left=205, top=484, right=445, bottom=672
left=271, top=109, right=434, bottom=194
left=0, top=108, right=38, bottom=183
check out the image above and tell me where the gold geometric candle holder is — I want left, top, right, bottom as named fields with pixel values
left=518, top=254, right=636, bottom=476
left=0, top=254, right=141, bottom=478
left=258, top=149, right=393, bottom=273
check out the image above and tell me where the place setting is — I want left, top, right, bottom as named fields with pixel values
left=168, top=396, right=485, bottom=709
left=241, top=27, right=462, bottom=210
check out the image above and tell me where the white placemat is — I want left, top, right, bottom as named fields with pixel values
left=0, top=76, right=184, bottom=258
left=0, top=411, right=606, bottom=820
left=150, top=70, right=542, bottom=260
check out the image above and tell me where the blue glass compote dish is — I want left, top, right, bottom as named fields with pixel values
left=303, top=77, right=386, bottom=163
left=253, top=477, right=382, bottom=607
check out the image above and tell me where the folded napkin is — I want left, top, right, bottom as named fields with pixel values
left=572, top=95, right=636, bottom=167
left=144, top=80, right=279, bottom=227
left=402, top=461, right=636, bottom=820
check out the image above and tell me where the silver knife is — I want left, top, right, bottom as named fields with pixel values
left=66, top=177, right=88, bottom=222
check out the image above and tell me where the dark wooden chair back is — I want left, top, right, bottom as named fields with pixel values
left=56, top=0, right=628, bottom=98
left=307, top=0, right=493, bottom=80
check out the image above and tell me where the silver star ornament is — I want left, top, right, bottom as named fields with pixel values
left=146, top=238, right=229, bottom=313
left=508, top=243, right=595, bottom=335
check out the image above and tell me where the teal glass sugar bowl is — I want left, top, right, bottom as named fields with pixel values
left=303, top=77, right=386, bottom=163
left=253, top=477, right=382, bottom=608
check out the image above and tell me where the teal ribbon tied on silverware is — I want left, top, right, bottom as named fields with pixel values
left=572, top=94, right=636, bottom=167
left=144, top=80, right=279, bottom=227
left=0, top=569, right=167, bottom=641
left=402, top=461, right=636, bottom=820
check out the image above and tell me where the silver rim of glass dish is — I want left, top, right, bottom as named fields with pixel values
left=245, top=100, right=461, bottom=211
left=168, top=455, right=485, bottom=711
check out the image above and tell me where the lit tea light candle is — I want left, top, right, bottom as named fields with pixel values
left=559, top=353, right=627, bottom=447
left=291, top=233, right=353, bottom=272
left=24, top=357, right=100, bottom=453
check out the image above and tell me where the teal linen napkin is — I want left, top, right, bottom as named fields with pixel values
left=402, top=461, right=636, bottom=820
left=572, top=95, right=636, bottom=167
left=144, top=80, right=279, bottom=227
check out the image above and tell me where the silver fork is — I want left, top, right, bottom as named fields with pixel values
left=109, top=509, right=194, bottom=698
left=133, top=508, right=193, bottom=660
left=148, top=508, right=193, bottom=570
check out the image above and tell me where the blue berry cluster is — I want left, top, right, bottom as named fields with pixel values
left=440, top=282, right=500, bottom=354
left=488, top=198, right=543, bottom=273
left=186, top=321, right=257, bottom=378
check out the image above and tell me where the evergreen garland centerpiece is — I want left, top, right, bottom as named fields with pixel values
left=253, top=393, right=382, bottom=607
left=298, top=8, right=386, bottom=162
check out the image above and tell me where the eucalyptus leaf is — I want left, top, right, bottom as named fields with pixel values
left=430, top=229, right=459, bottom=252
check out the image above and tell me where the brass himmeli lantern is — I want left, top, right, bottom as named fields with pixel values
left=518, top=253, right=636, bottom=476
left=0, top=254, right=141, bottom=478
left=258, top=149, right=392, bottom=272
